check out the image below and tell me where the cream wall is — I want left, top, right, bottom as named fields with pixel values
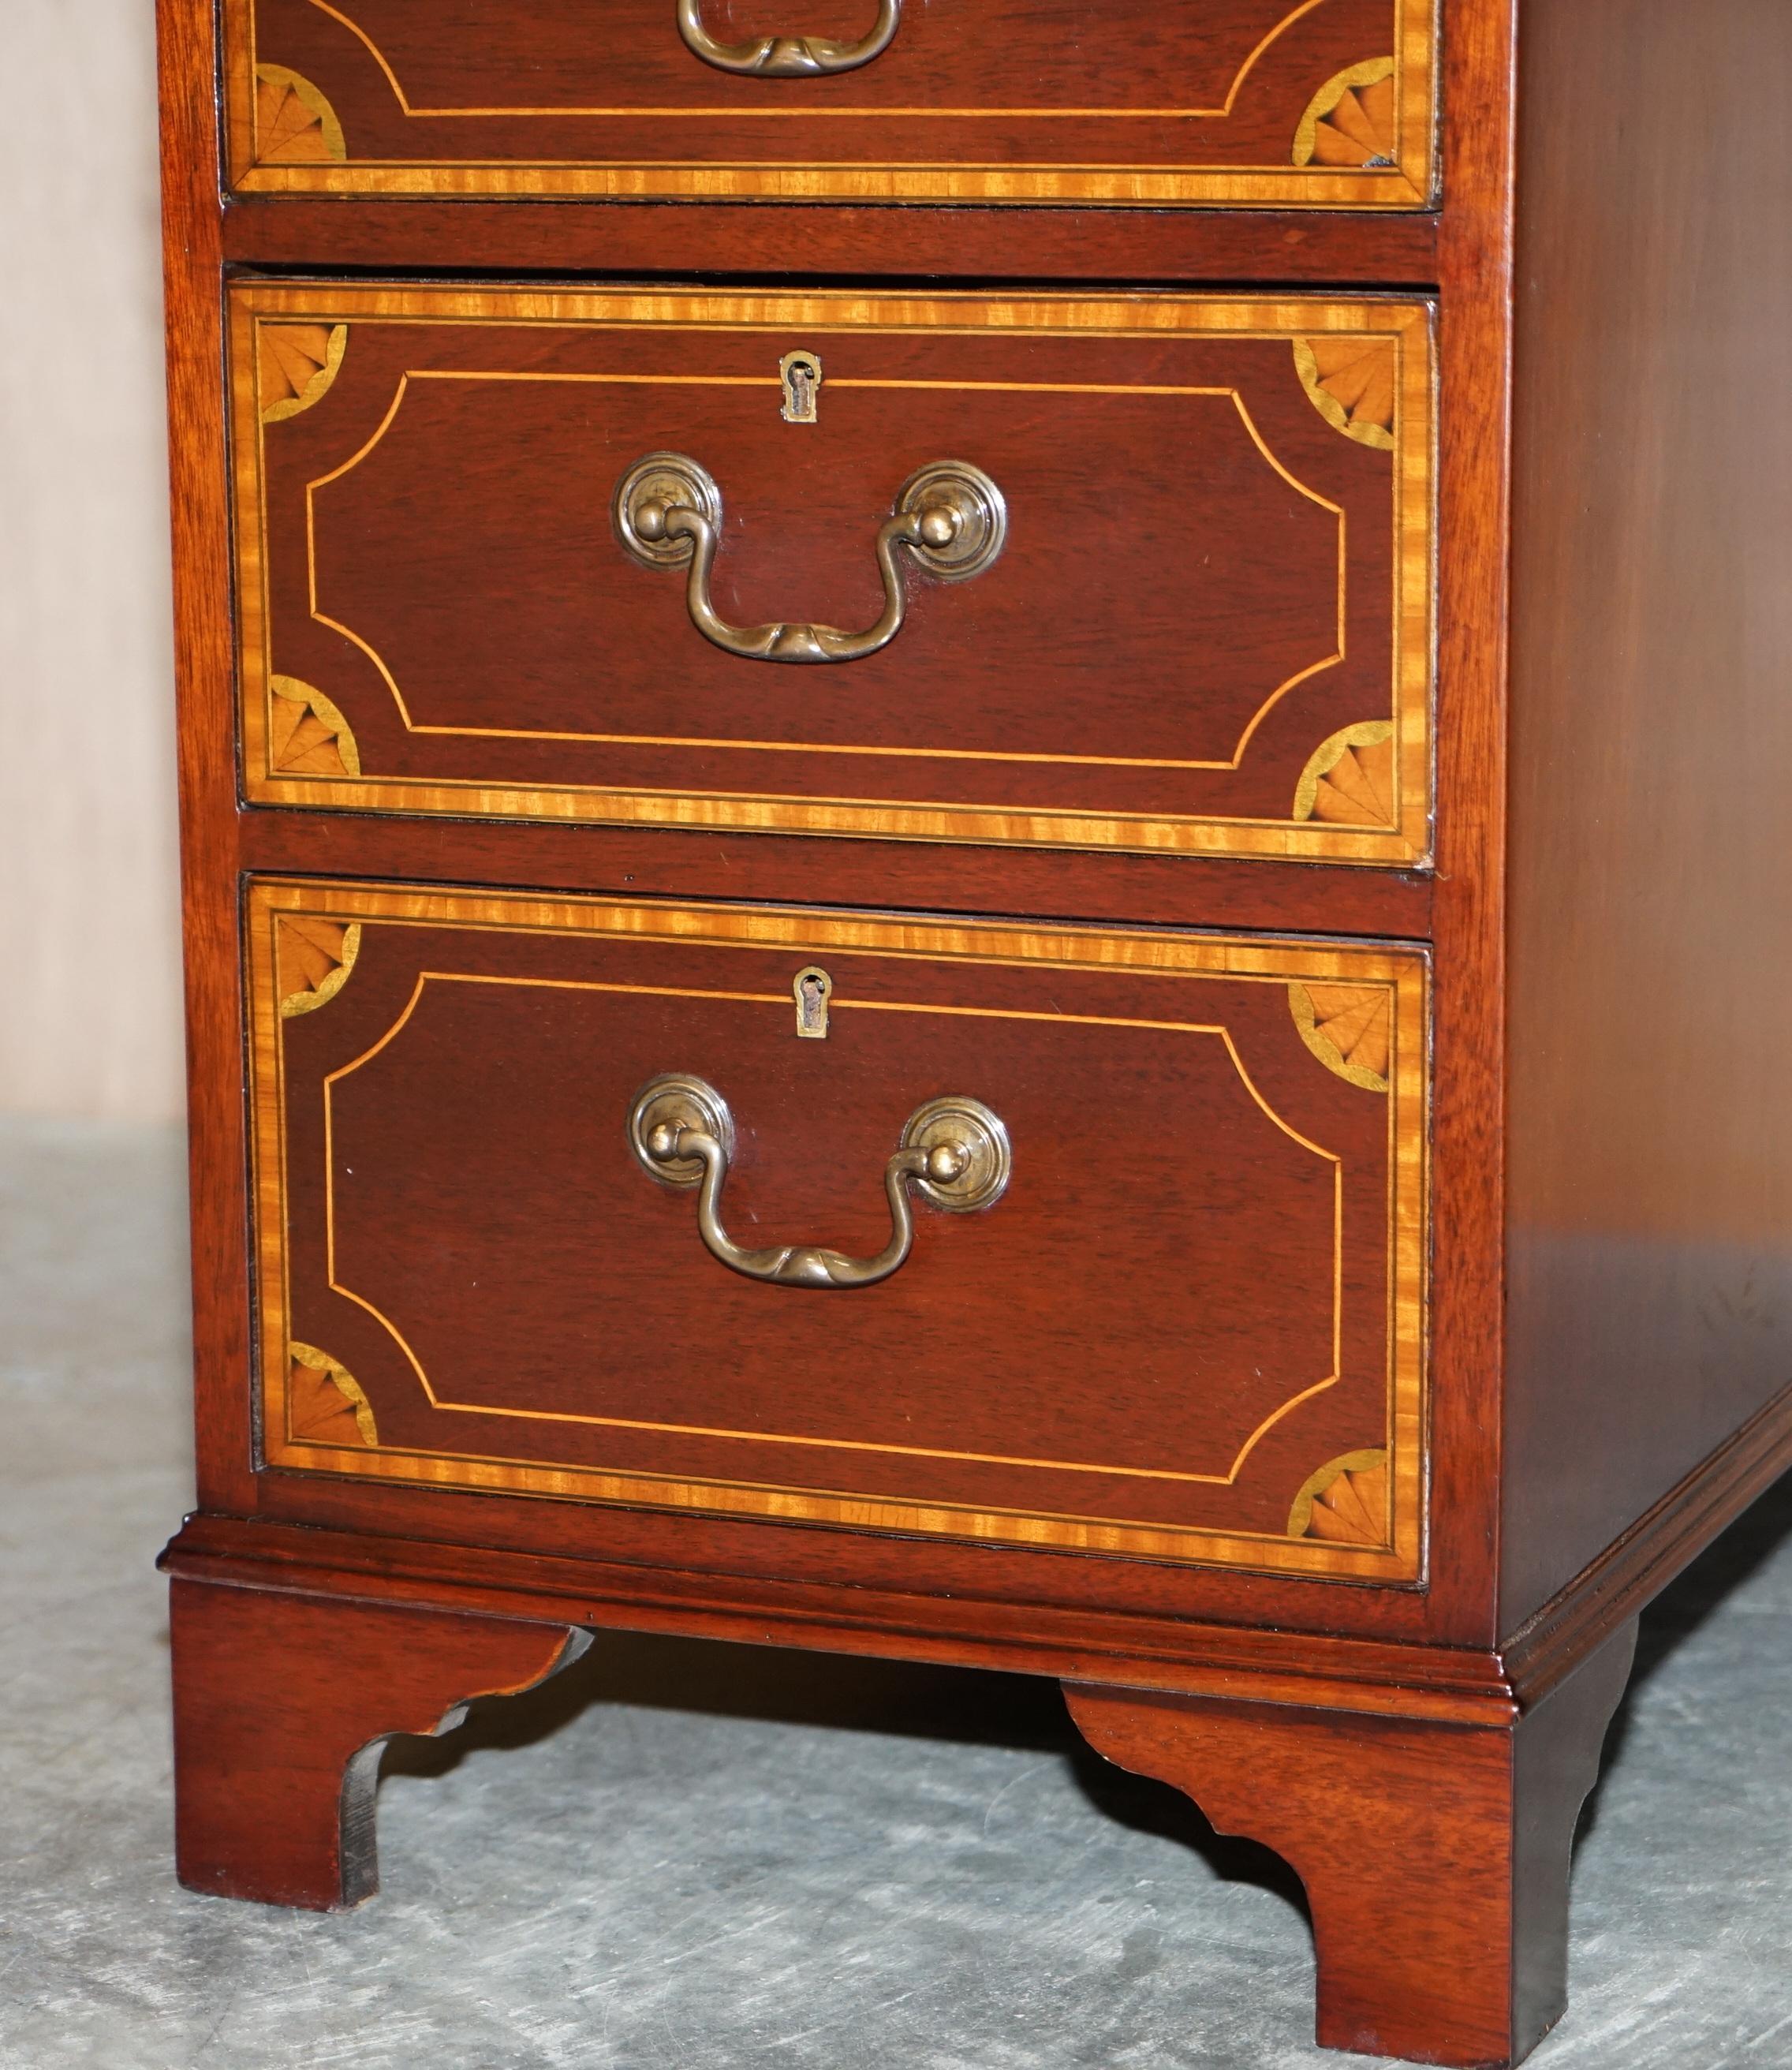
left=2, top=1, right=185, bottom=1119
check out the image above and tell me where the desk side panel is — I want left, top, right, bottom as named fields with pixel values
left=1504, top=0, right=1792, bottom=1627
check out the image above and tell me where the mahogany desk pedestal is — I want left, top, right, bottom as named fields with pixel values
left=155, top=1, right=1792, bottom=2061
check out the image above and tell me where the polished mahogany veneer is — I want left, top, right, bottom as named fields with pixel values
left=157, top=0, right=1792, bottom=2064
left=251, top=880, right=1426, bottom=1574
left=226, top=0, right=1439, bottom=207
left=236, top=282, right=1432, bottom=861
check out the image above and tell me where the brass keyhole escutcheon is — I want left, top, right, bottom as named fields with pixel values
left=793, top=965, right=833, bottom=1039
left=780, top=349, right=822, bottom=424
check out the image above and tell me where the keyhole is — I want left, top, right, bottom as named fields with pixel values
left=793, top=965, right=833, bottom=1038
left=779, top=349, right=823, bottom=424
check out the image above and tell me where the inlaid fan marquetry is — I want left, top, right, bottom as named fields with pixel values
left=1288, top=1451, right=1390, bottom=1544
left=253, top=65, right=345, bottom=165
left=1295, top=336, right=1397, bottom=449
left=269, top=676, right=359, bottom=779
left=1290, top=982, right=1392, bottom=1092
left=1294, top=723, right=1396, bottom=828
left=258, top=323, right=346, bottom=424
left=276, top=917, right=360, bottom=1018
left=288, top=1344, right=378, bottom=1448
left=1294, top=60, right=1398, bottom=170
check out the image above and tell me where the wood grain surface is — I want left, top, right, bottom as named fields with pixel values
left=232, top=806, right=1439, bottom=940
left=218, top=196, right=1443, bottom=283
left=164, top=1363, right=1792, bottom=1719
left=159, top=0, right=262, bottom=1522
left=232, top=283, right=1435, bottom=865
left=223, top=0, right=1436, bottom=206
left=248, top=878, right=1428, bottom=1579
left=1065, top=1620, right=1638, bottom=2068
left=1409, top=0, right=1515, bottom=1650
left=155, top=0, right=1792, bottom=2050
left=1502, top=0, right=1792, bottom=1629
left=158, top=0, right=1501, bottom=1653
left=170, top=1577, right=581, bottom=1907
left=159, top=0, right=1510, bottom=1653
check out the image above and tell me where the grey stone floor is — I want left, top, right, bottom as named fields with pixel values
left=2, top=1116, right=1788, bottom=2070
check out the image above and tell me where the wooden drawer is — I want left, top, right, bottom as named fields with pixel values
left=234, top=284, right=1434, bottom=865
left=227, top=0, right=1438, bottom=209
left=250, top=878, right=1428, bottom=1580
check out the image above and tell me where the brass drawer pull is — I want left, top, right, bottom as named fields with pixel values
left=628, top=1074, right=1010, bottom=1290
left=614, top=452, right=1006, bottom=666
left=676, top=0, right=902, bottom=77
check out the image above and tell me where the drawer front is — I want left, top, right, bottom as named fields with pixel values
left=227, top=0, right=1437, bottom=209
left=250, top=879, right=1428, bottom=1580
left=234, top=285, right=1434, bottom=865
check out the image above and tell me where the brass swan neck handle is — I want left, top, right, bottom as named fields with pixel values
left=676, top=0, right=902, bottom=77
left=628, top=1074, right=1010, bottom=1290
left=614, top=452, right=1006, bottom=666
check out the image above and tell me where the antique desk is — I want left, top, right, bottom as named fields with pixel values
left=156, top=2, right=1792, bottom=2062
